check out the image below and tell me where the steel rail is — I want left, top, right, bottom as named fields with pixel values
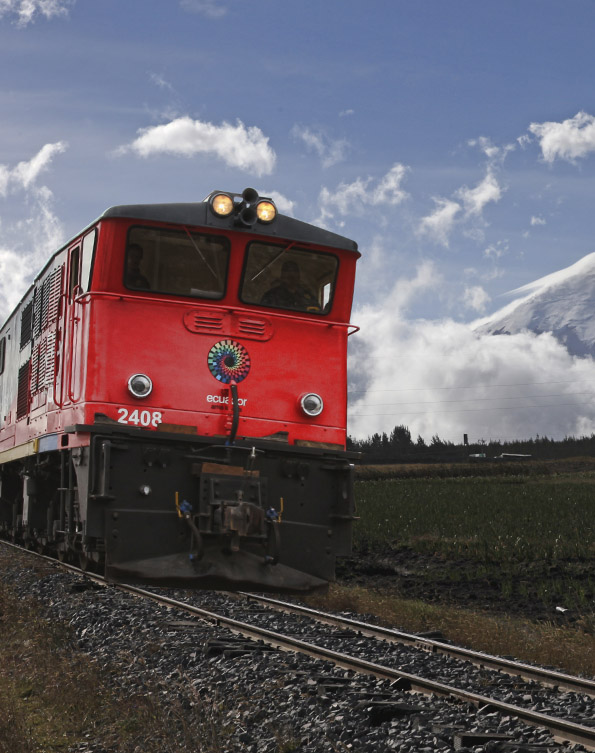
left=114, top=582, right=595, bottom=751
left=237, top=592, right=595, bottom=698
left=2, top=541, right=594, bottom=751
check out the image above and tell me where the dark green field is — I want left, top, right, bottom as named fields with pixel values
left=348, top=462, right=595, bottom=623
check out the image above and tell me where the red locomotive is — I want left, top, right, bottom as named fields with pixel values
left=0, top=188, right=360, bottom=591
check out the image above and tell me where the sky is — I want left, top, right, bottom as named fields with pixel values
left=3, top=0, right=595, bottom=443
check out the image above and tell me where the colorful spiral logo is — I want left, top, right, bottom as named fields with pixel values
left=207, top=340, right=251, bottom=384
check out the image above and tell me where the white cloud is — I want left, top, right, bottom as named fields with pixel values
left=318, top=163, right=410, bottom=222
left=0, top=141, right=67, bottom=196
left=339, top=109, right=355, bottom=118
left=530, top=215, right=546, bottom=226
left=0, top=143, right=67, bottom=318
left=483, top=240, right=508, bottom=261
left=149, top=72, right=175, bottom=93
left=456, top=170, right=503, bottom=216
left=418, top=198, right=461, bottom=247
left=348, top=276, right=595, bottom=443
left=292, top=125, right=349, bottom=168
left=178, top=0, right=227, bottom=18
left=468, top=136, right=515, bottom=165
left=0, top=0, right=73, bottom=25
left=463, top=285, right=490, bottom=313
left=529, top=111, right=595, bottom=163
left=118, top=117, right=276, bottom=177
left=260, top=190, right=295, bottom=216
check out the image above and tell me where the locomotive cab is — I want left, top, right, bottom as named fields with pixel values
left=0, top=189, right=360, bottom=592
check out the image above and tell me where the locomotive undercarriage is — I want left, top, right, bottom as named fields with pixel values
left=0, top=424, right=357, bottom=592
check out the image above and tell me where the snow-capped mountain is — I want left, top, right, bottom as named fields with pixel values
left=474, top=252, right=595, bottom=358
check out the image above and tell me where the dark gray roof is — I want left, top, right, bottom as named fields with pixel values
left=100, top=202, right=359, bottom=254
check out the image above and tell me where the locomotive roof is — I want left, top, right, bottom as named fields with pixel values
left=100, top=202, right=360, bottom=254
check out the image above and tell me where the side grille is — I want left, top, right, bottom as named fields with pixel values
left=16, top=361, right=30, bottom=419
left=233, top=317, right=272, bottom=340
left=183, top=309, right=225, bottom=334
left=184, top=310, right=272, bottom=341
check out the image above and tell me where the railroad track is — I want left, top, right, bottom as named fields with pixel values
left=236, top=591, right=595, bottom=697
left=3, top=540, right=595, bottom=751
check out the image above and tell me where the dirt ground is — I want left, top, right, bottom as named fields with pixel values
left=337, top=545, right=595, bottom=630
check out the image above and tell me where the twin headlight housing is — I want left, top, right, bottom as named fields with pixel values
left=207, top=187, right=277, bottom=226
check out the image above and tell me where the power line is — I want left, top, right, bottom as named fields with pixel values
left=349, top=391, right=594, bottom=408
left=348, top=402, right=589, bottom=417
left=347, top=379, right=589, bottom=394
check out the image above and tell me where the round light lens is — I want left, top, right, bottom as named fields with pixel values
left=300, top=393, right=323, bottom=417
left=256, top=200, right=276, bottom=223
left=128, top=373, right=153, bottom=398
left=210, top=193, right=234, bottom=217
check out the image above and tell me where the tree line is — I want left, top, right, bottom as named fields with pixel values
left=346, top=425, right=595, bottom=463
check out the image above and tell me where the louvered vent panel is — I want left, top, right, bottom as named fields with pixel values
left=20, top=302, right=33, bottom=350
left=44, top=332, right=56, bottom=386
left=36, top=339, right=47, bottom=390
left=233, top=316, right=272, bottom=341
left=32, top=285, right=44, bottom=338
left=16, top=361, right=30, bottom=419
left=30, top=343, right=40, bottom=393
left=46, top=267, right=63, bottom=326
left=183, top=309, right=226, bottom=334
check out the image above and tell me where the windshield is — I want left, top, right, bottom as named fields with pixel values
left=240, top=242, right=338, bottom=314
left=125, top=226, right=230, bottom=299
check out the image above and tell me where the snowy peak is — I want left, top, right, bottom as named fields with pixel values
left=474, top=252, right=595, bottom=358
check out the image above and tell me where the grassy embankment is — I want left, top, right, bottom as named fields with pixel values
left=307, top=458, right=595, bottom=676
left=0, top=556, right=230, bottom=753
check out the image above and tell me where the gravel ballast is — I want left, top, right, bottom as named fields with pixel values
left=0, top=546, right=590, bottom=753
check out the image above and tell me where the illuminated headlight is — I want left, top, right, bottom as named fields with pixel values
left=128, top=373, right=153, bottom=398
left=210, top=193, right=234, bottom=217
left=256, top=200, right=276, bottom=223
left=300, top=393, right=323, bottom=417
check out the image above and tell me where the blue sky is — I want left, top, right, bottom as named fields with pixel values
left=3, top=0, right=595, bottom=442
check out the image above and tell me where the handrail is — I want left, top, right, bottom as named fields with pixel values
left=75, top=290, right=358, bottom=331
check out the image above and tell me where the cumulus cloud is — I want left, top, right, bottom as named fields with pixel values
left=0, top=143, right=67, bottom=318
left=0, top=0, right=73, bottom=25
left=456, top=170, right=502, bottom=216
left=348, top=269, right=595, bottom=443
left=418, top=197, right=461, bottom=247
left=291, top=125, right=349, bottom=168
left=118, top=117, right=276, bottom=177
left=530, top=215, right=546, bottom=226
left=463, top=285, right=490, bottom=313
left=318, top=163, right=410, bottom=223
left=529, top=111, right=595, bottom=164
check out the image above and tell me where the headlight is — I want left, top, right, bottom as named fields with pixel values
left=210, top=193, right=234, bottom=217
left=300, top=393, right=323, bottom=417
left=256, top=200, right=276, bottom=223
left=128, top=373, right=153, bottom=398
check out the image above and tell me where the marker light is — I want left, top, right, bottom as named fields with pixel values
left=210, top=193, right=234, bottom=217
left=256, top=200, right=276, bottom=223
left=128, top=373, right=153, bottom=398
left=300, top=393, right=323, bottom=417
